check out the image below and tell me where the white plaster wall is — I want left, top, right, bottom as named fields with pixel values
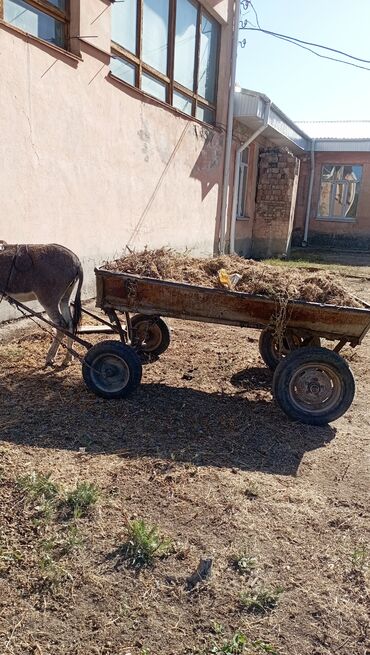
left=0, top=0, right=233, bottom=322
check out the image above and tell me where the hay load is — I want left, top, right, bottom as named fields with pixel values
left=104, top=248, right=360, bottom=308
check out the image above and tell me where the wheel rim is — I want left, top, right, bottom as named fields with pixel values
left=288, top=363, right=343, bottom=415
left=89, top=353, right=130, bottom=393
left=133, top=321, right=162, bottom=352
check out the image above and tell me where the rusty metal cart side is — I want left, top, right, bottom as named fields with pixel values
left=89, top=268, right=370, bottom=426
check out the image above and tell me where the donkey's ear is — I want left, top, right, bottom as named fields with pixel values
left=0, top=241, right=7, bottom=251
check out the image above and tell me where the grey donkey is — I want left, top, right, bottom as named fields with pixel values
left=0, top=242, right=83, bottom=366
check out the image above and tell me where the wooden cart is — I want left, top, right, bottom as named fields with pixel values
left=75, top=268, right=370, bottom=426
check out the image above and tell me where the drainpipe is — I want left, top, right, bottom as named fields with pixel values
left=219, top=0, right=240, bottom=255
left=229, top=99, right=271, bottom=254
left=302, top=138, right=316, bottom=246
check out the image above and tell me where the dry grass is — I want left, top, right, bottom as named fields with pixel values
left=0, top=276, right=369, bottom=654
left=104, top=248, right=362, bottom=307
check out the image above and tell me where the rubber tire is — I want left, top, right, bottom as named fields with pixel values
left=272, top=346, right=355, bottom=425
left=82, top=340, right=142, bottom=399
left=259, top=328, right=321, bottom=371
left=131, top=314, right=170, bottom=356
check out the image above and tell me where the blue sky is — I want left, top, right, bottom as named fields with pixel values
left=236, top=0, right=370, bottom=121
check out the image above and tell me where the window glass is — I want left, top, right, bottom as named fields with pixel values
left=318, top=164, right=362, bottom=219
left=237, top=148, right=249, bottom=217
left=110, top=0, right=220, bottom=119
left=198, top=13, right=218, bottom=102
left=4, top=0, right=65, bottom=46
left=196, top=105, right=215, bottom=125
left=110, top=56, right=136, bottom=86
left=241, top=148, right=249, bottom=164
left=173, top=90, right=192, bottom=115
left=142, top=73, right=167, bottom=102
left=47, top=0, right=65, bottom=9
left=174, top=0, right=197, bottom=90
left=111, top=0, right=137, bottom=54
left=142, top=0, right=169, bottom=74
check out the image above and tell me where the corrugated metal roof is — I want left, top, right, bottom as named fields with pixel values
left=296, top=121, right=370, bottom=140
left=234, top=90, right=370, bottom=152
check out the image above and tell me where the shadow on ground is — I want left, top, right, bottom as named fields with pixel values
left=0, top=364, right=336, bottom=477
left=230, top=366, right=273, bottom=391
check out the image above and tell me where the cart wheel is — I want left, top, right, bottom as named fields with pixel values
left=272, top=347, right=355, bottom=425
left=131, top=314, right=170, bottom=356
left=82, top=340, right=142, bottom=399
left=259, top=328, right=321, bottom=370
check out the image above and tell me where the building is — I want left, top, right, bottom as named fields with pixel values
left=1, top=3, right=368, bottom=326
left=0, top=0, right=237, bottom=320
left=232, top=88, right=370, bottom=258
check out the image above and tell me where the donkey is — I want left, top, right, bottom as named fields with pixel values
left=0, top=243, right=83, bottom=366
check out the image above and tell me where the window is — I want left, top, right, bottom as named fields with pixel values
left=237, top=147, right=249, bottom=218
left=111, top=0, right=220, bottom=124
left=318, top=164, right=363, bottom=220
left=2, top=0, right=68, bottom=49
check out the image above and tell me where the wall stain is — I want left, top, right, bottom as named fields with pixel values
left=138, top=105, right=151, bottom=162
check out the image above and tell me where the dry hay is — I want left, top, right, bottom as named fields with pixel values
left=104, top=248, right=361, bottom=307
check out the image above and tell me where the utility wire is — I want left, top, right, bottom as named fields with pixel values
left=267, top=32, right=370, bottom=72
left=249, top=1, right=261, bottom=29
left=241, top=2, right=370, bottom=71
left=245, top=27, right=370, bottom=65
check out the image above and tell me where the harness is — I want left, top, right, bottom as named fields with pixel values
left=0, top=245, right=20, bottom=303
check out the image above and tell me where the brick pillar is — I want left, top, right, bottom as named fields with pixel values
left=251, top=148, right=300, bottom=258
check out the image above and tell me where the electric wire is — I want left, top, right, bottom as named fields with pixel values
left=241, top=2, right=370, bottom=72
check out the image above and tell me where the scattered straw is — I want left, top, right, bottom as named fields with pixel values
left=103, top=248, right=361, bottom=308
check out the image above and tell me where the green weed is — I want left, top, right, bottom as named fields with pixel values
left=211, top=632, right=247, bottom=654
left=250, top=641, right=278, bottom=654
left=32, top=497, right=57, bottom=525
left=39, top=525, right=82, bottom=560
left=209, top=633, right=278, bottom=655
left=38, top=552, right=72, bottom=588
left=230, top=553, right=257, bottom=576
left=350, top=544, right=368, bottom=573
left=18, top=471, right=59, bottom=501
left=240, top=586, right=283, bottom=614
left=61, top=525, right=83, bottom=554
left=66, top=482, right=99, bottom=517
left=122, top=519, right=172, bottom=569
left=210, top=622, right=225, bottom=635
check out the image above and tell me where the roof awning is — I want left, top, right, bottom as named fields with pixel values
left=234, top=89, right=370, bottom=153
left=234, top=89, right=310, bottom=153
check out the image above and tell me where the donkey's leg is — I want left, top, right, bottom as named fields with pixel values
left=60, top=297, right=75, bottom=366
left=45, top=328, right=65, bottom=366
left=38, top=299, right=67, bottom=367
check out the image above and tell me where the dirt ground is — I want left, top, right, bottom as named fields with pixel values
left=0, top=276, right=369, bottom=655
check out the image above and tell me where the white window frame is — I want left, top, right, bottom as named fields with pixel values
left=237, top=147, right=249, bottom=219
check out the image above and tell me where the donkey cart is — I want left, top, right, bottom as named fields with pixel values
left=81, top=268, right=370, bottom=427
left=5, top=268, right=370, bottom=426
